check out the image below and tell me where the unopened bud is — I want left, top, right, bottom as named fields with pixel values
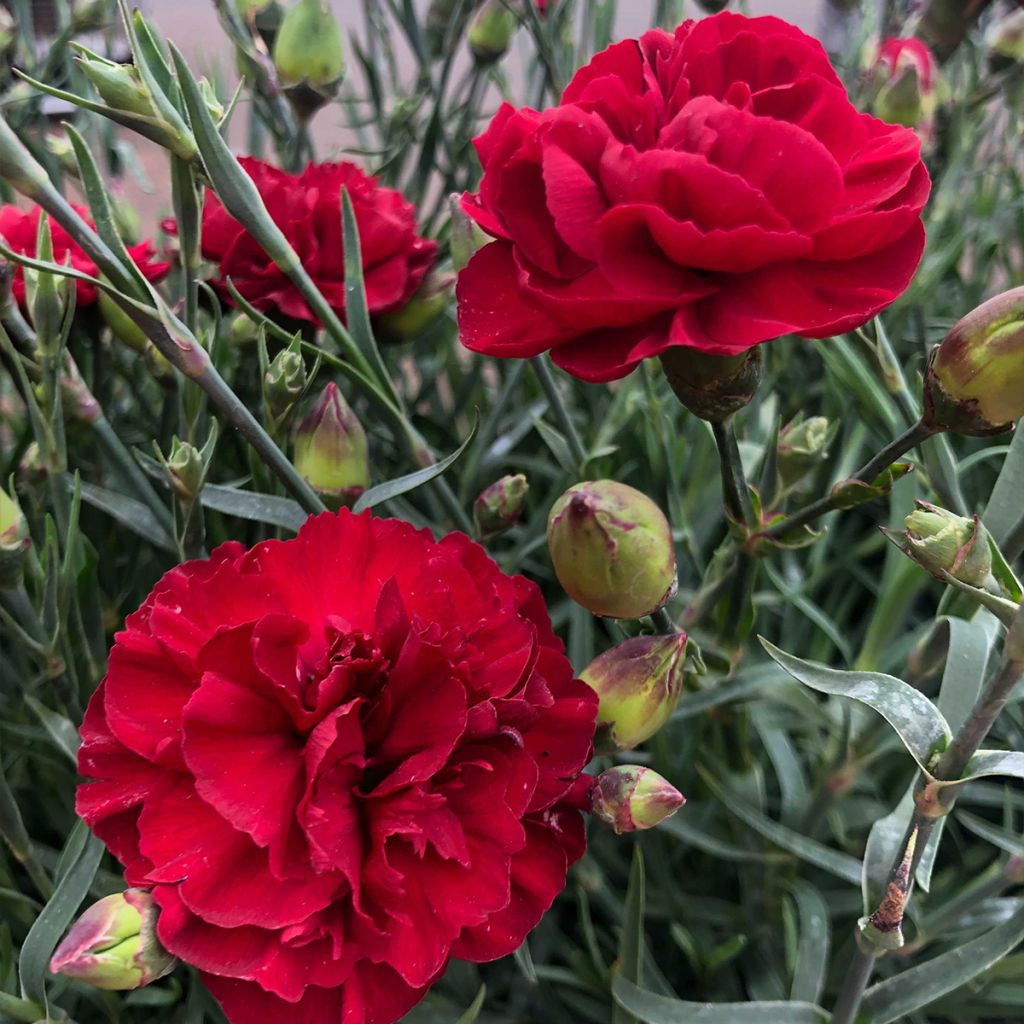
left=924, top=287, right=1024, bottom=435
left=0, top=486, right=30, bottom=590
left=98, top=287, right=149, bottom=353
left=50, top=890, right=177, bottom=991
left=547, top=480, right=676, bottom=620
left=375, top=273, right=454, bottom=345
left=273, top=0, right=346, bottom=121
left=265, top=341, right=307, bottom=422
left=474, top=473, right=528, bottom=541
left=166, top=439, right=205, bottom=502
left=871, top=38, right=938, bottom=138
left=75, top=51, right=156, bottom=119
left=229, top=312, right=261, bottom=346
left=778, top=416, right=833, bottom=489
left=468, top=1, right=518, bottom=63
left=581, top=633, right=697, bottom=751
left=989, top=10, right=1024, bottom=66
left=25, top=214, right=68, bottom=342
left=695, top=0, right=731, bottom=10
left=660, top=346, right=764, bottom=422
left=293, top=382, right=369, bottom=509
left=903, top=501, right=993, bottom=587
left=590, top=766, right=685, bottom=834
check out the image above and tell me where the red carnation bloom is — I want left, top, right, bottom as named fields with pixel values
left=76, top=511, right=597, bottom=1024
left=457, top=12, right=930, bottom=382
left=200, top=159, right=437, bottom=324
left=0, top=203, right=169, bottom=307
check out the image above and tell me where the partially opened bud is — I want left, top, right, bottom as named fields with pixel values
left=903, top=501, right=993, bottom=587
left=547, top=481, right=676, bottom=619
left=590, top=766, right=685, bottom=834
left=871, top=38, right=939, bottom=140
left=293, top=383, right=369, bottom=509
left=468, top=0, right=518, bottom=63
left=581, top=633, right=696, bottom=750
left=924, top=287, right=1024, bottom=434
left=778, top=416, right=833, bottom=489
left=265, top=342, right=307, bottom=423
left=660, top=346, right=764, bottom=421
left=273, top=0, right=346, bottom=120
left=474, top=473, right=529, bottom=540
left=166, top=439, right=205, bottom=502
left=0, top=486, right=30, bottom=590
left=50, top=890, right=177, bottom=991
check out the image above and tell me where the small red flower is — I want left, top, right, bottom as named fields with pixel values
left=200, top=159, right=437, bottom=324
left=456, top=12, right=931, bottom=382
left=0, top=204, right=169, bottom=307
left=77, top=511, right=597, bottom=1024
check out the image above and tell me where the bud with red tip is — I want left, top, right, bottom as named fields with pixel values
left=870, top=38, right=940, bottom=142
left=474, top=473, right=529, bottom=541
left=924, top=287, right=1024, bottom=435
left=590, top=766, right=685, bottom=834
left=293, top=383, right=369, bottom=509
left=547, top=480, right=676, bottom=620
left=50, top=889, right=177, bottom=991
left=581, top=633, right=699, bottom=751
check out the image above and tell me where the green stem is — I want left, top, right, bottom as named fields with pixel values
left=0, top=990, right=44, bottom=1023
left=171, top=157, right=202, bottom=336
left=531, top=355, right=588, bottom=474
left=763, top=420, right=937, bottom=542
left=650, top=606, right=678, bottom=634
left=830, top=942, right=877, bottom=1024
left=710, top=418, right=756, bottom=528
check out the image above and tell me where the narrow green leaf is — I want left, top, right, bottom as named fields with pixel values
left=956, top=810, right=1024, bottom=857
left=660, top=815, right=790, bottom=865
left=863, top=785, right=914, bottom=916
left=24, top=697, right=80, bottom=766
left=19, top=826, right=104, bottom=1007
left=788, top=882, right=829, bottom=1005
left=859, top=905, right=1024, bottom=1024
left=612, top=977, right=829, bottom=1023
left=453, top=985, right=486, bottom=1024
left=200, top=484, right=307, bottom=532
left=532, top=415, right=576, bottom=475
left=958, top=749, right=1024, bottom=785
left=352, top=419, right=477, bottom=514
left=936, top=616, right=994, bottom=733
left=614, top=846, right=646, bottom=1024
left=77, top=480, right=175, bottom=552
left=984, top=427, right=1024, bottom=545
left=760, top=639, right=951, bottom=773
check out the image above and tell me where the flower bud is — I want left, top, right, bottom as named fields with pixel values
left=989, top=10, right=1024, bottom=66
left=871, top=38, right=939, bottom=140
left=902, top=501, right=993, bottom=587
left=265, top=342, right=307, bottom=423
left=924, top=287, right=1024, bottom=435
left=76, top=52, right=156, bottom=119
left=660, top=346, right=764, bottom=422
left=547, top=480, right=676, bottom=619
left=293, top=383, right=369, bottom=510
left=50, top=889, right=177, bottom=991
left=590, top=766, right=685, bottom=834
left=0, top=486, right=30, bottom=590
left=474, top=474, right=529, bottom=541
left=468, top=1, right=518, bottom=63
left=778, top=416, right=833, bottom=489
left=695, top=0, right=731, bottom=10
left=166, top=439, right=205, bottom=502
left=374, top=273, right=454, bottom=345
left=273, top=0, right=346, bottom=121
left=229, top=312, right=261, bottom=346
left=98, top=287, right=149, bottom=353
left=581, top=633, right=696, bottom=751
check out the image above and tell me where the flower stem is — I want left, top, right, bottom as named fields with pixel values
left=830, top=943, right=877, bottom=1024
left=0, top=991, right=44, bottom=1023
left=763, top=419, right=937, bottom=542
left=650, top=606, right=678, bottom=634
left=710, top=418, right=756, bottom=528
left=531, top=355, right=588, bottom=475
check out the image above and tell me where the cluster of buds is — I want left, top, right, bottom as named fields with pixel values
left=293, top=382, right=369, bottom=510
left=50, top=889, right=177, bottom=991
left=547, top=480, right=677, bottom=620
left=474, top=473, right=529, bottom=541
left=272, top=0, right=346, bottom=121
left=581, top=632, right=702, bottom=751
left=0, top=486, right=29, bottom=590
left=868, top=37, right=941, bottom=144
left=589, top=766, right=685, bottom=835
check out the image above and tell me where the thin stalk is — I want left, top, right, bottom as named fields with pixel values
left=171, top=157, right=202, bottom=336
left=762, top=420, right=937, bottom=542
left=830, top=944, right=877, bottom=1024
left=532, top=355, right=588, bottom=474
left=0, top=991, right=44, bottom=1023
left=650, top=606, right=678, bottom=634
left=710, top=418, right=756, bottom=528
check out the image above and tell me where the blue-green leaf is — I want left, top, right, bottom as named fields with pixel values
left=614, top=846, right=646, bottom=1024
left=201, top=484, right=307, bottom=532
left=788, top=882, right=830, bottom=1005
left=453, top=985, right=486, bottom=1024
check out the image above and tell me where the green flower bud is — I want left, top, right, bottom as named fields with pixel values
left=229, top=312, right=261, bottom=346
left=473, top=473, right=529, bottom=541
left=98, top=287, right=149, bottom=353
left=0, top=486, right=30, bottom=590
left=581, top=633, right=696, bottom=751
left=989, top=11, right=1024, bottom=65
left=166, top=438, right=205, bottom=502
left=903, top=501, right=993, bottom=587
left=660, top=346, right=764, bottom=422
left=76, top=53, right=156, bottom=119
left=50, top=889, right=177, bottom=991
left=778, top=416, right=833, bottom=489
left=590, top=766, right=685, bottom=835
left=293, top=383, right=369, bottom=510
left=547, top=480, right=676, bottom=619
left=468, top=0, right=518, bottom=63
left=273, top=0, right=346, bottom=121
left=375, top=273, right=454, bottom=345
left=924, top=287, right=1024, bottom=435
left=265, top=342, right=307, bottom=423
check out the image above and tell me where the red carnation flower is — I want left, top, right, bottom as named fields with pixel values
left=200, top=159, right=438, bottom=324
left=0, top=203, right=169, bottom=307
left=76, top=511, right=597, bottom=1024
left=456, top=12, right=930, bottom=382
